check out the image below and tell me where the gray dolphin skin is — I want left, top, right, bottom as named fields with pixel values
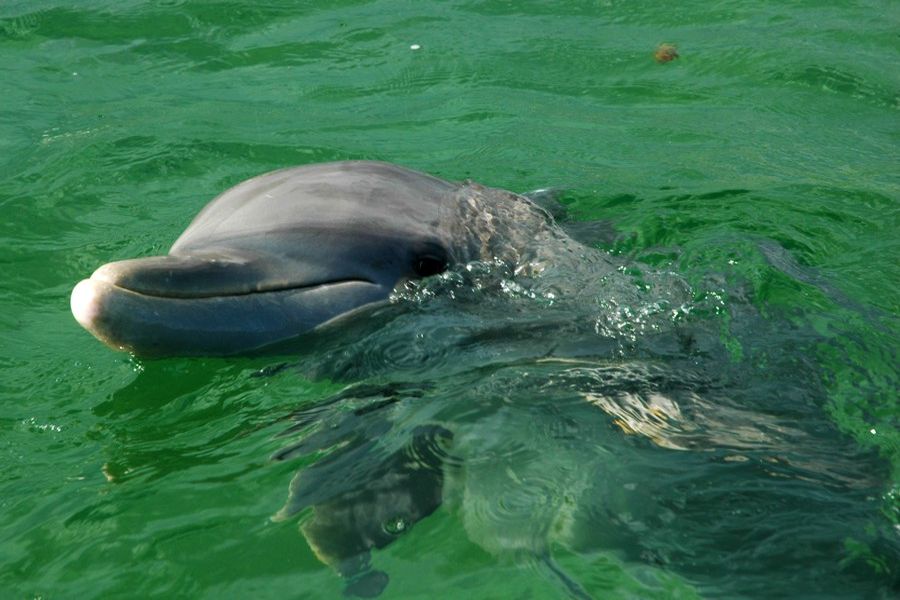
left=71, top=160, right=540, bottom=356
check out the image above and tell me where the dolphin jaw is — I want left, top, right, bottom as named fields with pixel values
left=69, top=268, right=390, bottom=357
left=85, top=255, right=378, bottom=300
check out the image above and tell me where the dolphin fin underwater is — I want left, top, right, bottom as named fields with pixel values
left=272, top=399, right=453, bottom=599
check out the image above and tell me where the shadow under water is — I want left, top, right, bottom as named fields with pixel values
left=265, top=199, right=898, bottom=598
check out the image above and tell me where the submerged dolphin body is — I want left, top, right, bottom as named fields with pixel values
left=71, top=161, right=550, bottom=356
left=272, top=382, right=599, bottom=599
left=273, top=414, right=453, bottom=598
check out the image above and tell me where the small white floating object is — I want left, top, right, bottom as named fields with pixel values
left=410, top=44, right=421, bottom=50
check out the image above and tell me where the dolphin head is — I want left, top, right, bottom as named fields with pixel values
left=71, top=161, right=460, bottom=356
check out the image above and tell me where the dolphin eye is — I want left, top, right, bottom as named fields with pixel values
left=414, top=255, right=447, bottom=278
left=382, top=516, right=409, bottom=535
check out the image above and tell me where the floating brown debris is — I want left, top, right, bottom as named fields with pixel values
left=654, top=43, right=679, bottom=63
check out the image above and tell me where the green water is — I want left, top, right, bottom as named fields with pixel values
left=1, top=1, right=898, bottom=598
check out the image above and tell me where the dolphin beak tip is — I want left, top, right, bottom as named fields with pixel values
left=71, top=277, right=135, bottom=354
left=71, top=278, right=101, bottom=331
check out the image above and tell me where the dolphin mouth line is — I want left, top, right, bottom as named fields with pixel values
left=71, top=274, right=389, bottom=356
left=90, top=275, right=379, bottom=300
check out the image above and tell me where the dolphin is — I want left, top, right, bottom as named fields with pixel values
left=70, top=161, right=551, bottom=357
